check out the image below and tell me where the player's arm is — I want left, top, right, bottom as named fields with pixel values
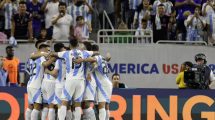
left=42, top=57, right=56, bottom=67
left=75, top=56, right=96, bottom=64
left=45, top=69, right=58, bottom=78
left=30, top=52, right=49, bottom=60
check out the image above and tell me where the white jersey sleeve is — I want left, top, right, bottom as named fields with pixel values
left=27, top=56, right=46, bottom=89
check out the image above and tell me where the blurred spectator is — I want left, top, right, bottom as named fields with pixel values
left=67, top=0, right=93, bottom=26
left=96, top=0, right=116, bottom=28
left=175, top=0, right=201, bottom=40
left=133, top=0, right=152, bottom=29
left=151, top=4, right=170, bottom=43
left=37, top=27, right=52, bottom=41
left=110, top=20, right=132, bottom=43
left=52, top=2, right=72, bottom=41
left=112, top=73, right=127, bottom=88
left=42, top=0, right=59, bottom=38
left=74, top=15, right=92, bottom=42
left=135, top=18, right=152, bottom=43
left=27, top=0, right=43, bottom=39
left=202, top=0, right=214, bottom=45
left=121, top=0, right=142, bottom=28
left=168, top=9, right=177, bottom=40
left=152, top=0, right=173, bottom=16
left=3, top=46, right=22, bottom=87
left=207, top=3, right=215, bottom=45
left=184, top=6, right=206, bottom=41
left=0, top=0, right=17, bottom=38
left=176, top=61, right=193, bottom=89
left=11, top=1, right=33, bottom=41
left=0, top=56, right=8, bottom=86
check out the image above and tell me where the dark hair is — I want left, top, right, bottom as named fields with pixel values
left=91, top=44, right=99, bottom=51
left=195, top=53, right=207, bottom=64
left=6, top=45, right=13, bottom=51
left=142, top=18, right=147, bottom=23
left=69, top=39, right=78, bottom=47
left=158, top=4, right=165, bottom=7
left=82, top=41, right=92, bottom=51
left=19, top=1, right=26, bottom=5
left=59, top=2, right=67, bottom=7
left=35, top=40, right=45, bottom=48
left=39, top=44, right=49, bottom=49
left=183, top=61, right=193, bottom=68
left=76, top=16, right=84, bottom=21
left=112, top=73, right=120, bottom=79
left=54, top=43, right=65, bottom=52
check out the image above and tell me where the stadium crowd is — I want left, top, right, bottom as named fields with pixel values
left=0, top=0, right=214, bottom=44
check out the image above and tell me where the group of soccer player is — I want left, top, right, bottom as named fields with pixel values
left=25, top=39, right=113, bottom=120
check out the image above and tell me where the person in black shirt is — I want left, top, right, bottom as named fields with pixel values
left=11, top=1, right=33, bottom=42
left=112, top=73, right=127, bottom=88
left=151, top=4, right=170, bottom=43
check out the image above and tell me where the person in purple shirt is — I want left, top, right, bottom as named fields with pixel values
left=175, top=0, right=201, bottom=40
left=27, top=0, right=43, bottom=39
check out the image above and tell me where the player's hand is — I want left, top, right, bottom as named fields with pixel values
left=74, top=58, right=83, bottom=64
left=105, top=52, right=111, bottom=62
left=44, top=68, right=50, bottom=74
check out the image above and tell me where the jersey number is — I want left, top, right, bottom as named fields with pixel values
left=72, top=58, right=82, bottom=69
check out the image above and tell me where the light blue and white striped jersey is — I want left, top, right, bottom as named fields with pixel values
left=58, top=49, right=93, bottom=80
left=54, top=58, right=66, bottom=85
left=0, top=69, right=8, bottom=86
left=3, top=3, right=17, bottom=30
left=27, top=56, right=46, bottom=89
left=91, top=55, right=112, bottom=86
left=82, top=50, right=93, bottom=79
left=43, top=63, right=55, bottom=81
left=67, top=4, right=89, bottom=26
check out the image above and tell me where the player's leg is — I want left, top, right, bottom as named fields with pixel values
left=25, top=87, right=33, bottom=120
left=25, top=104, right=33, bottom=120
left=105, top=103, right=110, bottom=120
left=98, top=102, right=106, bottom=120
left=46, top=81, right=56, bottom=120
left=105, top=84, right=113, bottom=120
left=66, top=105, right=73, bottom=120
left=82, top=80, right=96, bottom=120
left=58, top=80, right=75, bottom=120
left=41, top=104, right=49, bottom=120
left=97, top=84, right=112, bottom=120
left=41, top=82, right=49, bottom=120
left=73, top=79, right=85, bottom=120
left=48, top=103, right=56, bottom=120
left=30, top=88, right=42, bottom=120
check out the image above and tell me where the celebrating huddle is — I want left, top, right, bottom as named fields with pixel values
left=25, top=39, right=113, bottom=120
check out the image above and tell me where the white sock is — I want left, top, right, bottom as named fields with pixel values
left=83, top=107, right=96, bottom=120
left=31, top=109, right=40, bottom=120
left=99, top=108, right=106, bottom=120
left=106, top=110, right=110, bottom=120
left=41, top=107, right=49, bottom=120
left=73, top=107, right=82, bottom=120
left=48, top=108, right=55, bottom=120
left=66, top=109, right=73, bottom=120
left=58, top=105, right=67, bottom=120
left=25, top=108, right=32, bottom=120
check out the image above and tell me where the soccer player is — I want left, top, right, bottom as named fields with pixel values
left=25, top=42, right=55, bottom=120
left=45, top=43, right=74, bottom=119
left=50, top=39, right=93, bottom=120
left=41, top=59, right=56, bottom=120
left=80, top=41, right=96, bottom=120
left=75, top=44, right=113, bottom=120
